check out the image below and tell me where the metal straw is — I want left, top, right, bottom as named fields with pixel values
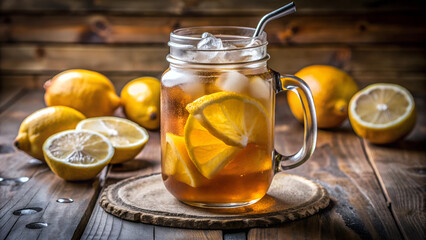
left=253, top=2, right=296, bottom=37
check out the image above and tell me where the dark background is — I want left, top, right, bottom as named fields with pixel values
left=0, top=0, right=425, bottom=95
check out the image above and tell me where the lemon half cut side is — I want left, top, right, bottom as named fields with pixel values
left=43, top=130, right=114, bottom=181
left=349, top=83, right=416, bottom=144
left=76, top=117, right=149, bottom=164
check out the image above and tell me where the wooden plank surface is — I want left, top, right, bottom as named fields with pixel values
left=1, top=45, right=425, bottom=74
left=247, top=96, right=403, bottom=239
left=1, top=14, right=424, bottom=45
left=362, top=97, right=426, bottom=239
left=1, top=0, right=425, bottom=14
left=1, top=44, right=425, bottom=95
left=0, top=90, right=101, bottom=240
left=0, top=74, right=161, bottom=92
left=0, top=87, right=23, bottom=113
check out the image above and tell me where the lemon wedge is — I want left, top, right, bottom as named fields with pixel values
left=349, top=83, right=416, bottom=144
left=43, top=130, right=114, bottom=181
left=76, top=117, right=149, bottom=164
left=184, top=115, right=241, bottom=178
left=163, top=133, right=206, bottom=187
left=184, top=92, right=269, bottom=178
left=186, top=92, right=269, bottom=147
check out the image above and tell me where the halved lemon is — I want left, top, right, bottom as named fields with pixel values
left=76, top=117, right=149, bottom=164
left=163, top=133, right=206, bottom=187
left=43, top=130, right=114, bottom=181
left=186, top=92, right=269, bottom=147
left=349, top=83, right=416, bottom=144
left=184, top=92, right=270, bottom=178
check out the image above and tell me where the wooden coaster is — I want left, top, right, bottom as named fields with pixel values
left=100, top=173, right=329, bottom=229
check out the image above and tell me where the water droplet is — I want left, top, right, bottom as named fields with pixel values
left=0, top=176, right=29, bottom=184
left=26, top=222, right=48, bottom=229
left=13, top=207, right=43, bottom=216
left=15, top=177, right=29, bottom=183
left=56, top=198, right=74, bottom=203
left=29, top=159, right=42, bottom=164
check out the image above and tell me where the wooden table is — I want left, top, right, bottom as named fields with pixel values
left=0, top=87, right=424, bottom=240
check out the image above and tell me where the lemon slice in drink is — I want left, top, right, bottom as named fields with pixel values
left=43, top=130, right=114, bottom=181
left=163, top=133, right=206, bottom=187
left=184, top=92, right=269, bottom=178
left=349, top=83, right=416, bottom=144
left=184, top=115, right=242, bottom=178
left=186, top=92, right=269, bottom=147
left=76, top=117, right=149, bottom=164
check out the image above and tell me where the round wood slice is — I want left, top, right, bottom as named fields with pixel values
left=100, top=173, right=329, bottom=229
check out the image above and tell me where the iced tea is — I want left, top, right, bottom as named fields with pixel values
left=161, top=67, right=275, bottom=207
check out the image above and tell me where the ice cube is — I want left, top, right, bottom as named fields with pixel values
left=222, top=39, right=263, bottom=63
left=222, top=42, right=237, bottom=50
left=197, top=32, right=223, bottom=50
left=195, top=32, right=225, bottom=62
left=162, top=70, right=191, bottom=87
left=240, top=39, right=264, bottom=61
left=216, top=71, right=249, bottom=94
left=180, top=81, right=205, bottom=99
left=249, top=76, right=271, bottom=100
left=201, top=32, right=213, bottom=38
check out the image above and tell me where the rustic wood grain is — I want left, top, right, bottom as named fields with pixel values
left=1, top=45, right=425, bottom=74
left=0, top=74, right=162, bottom=93
left=1, top=0, right=425, bottom=14
left=154, top=226, right=222, bottom=240
left=247, top=96, right=403, bottom=239
left=80, top=194, right=155, bottom=240
left=1, top=14, right=424, bottom=45
left=0, top=87, right=23, bottom=113
left=0, top=90, right=101, bottom=240
left=223, top=231, right=246, bottom=240
left=362, top=97, right=426, bottom=240
left=1, top=44, right=424, bottom=95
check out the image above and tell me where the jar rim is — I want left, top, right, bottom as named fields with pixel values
left=170, top=26, right=267, bottom=44
left=166, top=54, right=270, bottom=68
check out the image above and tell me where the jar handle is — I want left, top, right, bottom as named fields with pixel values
left=273, top=72, right=317, bottom=172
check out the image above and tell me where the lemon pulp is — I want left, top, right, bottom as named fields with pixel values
left=43, top=130, right=114, bottom=180
left=352, top=86, right=412, bottom=127
left=76, top=117, right=149, bottom=164
left=349, top=83, right=416, bottom=144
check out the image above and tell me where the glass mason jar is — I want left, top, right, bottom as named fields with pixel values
left=161, top=26, right=317, bottom=208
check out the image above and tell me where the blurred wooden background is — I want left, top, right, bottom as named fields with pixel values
left=0, top=0, right=425, bottom=95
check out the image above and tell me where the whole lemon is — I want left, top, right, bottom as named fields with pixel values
left=287, top=65, right=359, bottom=128
left=14, top=106, right=86, bottom=161
left=44, top=69, right=121, bottom=117
left=121, top=77, right=160, bottom=130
